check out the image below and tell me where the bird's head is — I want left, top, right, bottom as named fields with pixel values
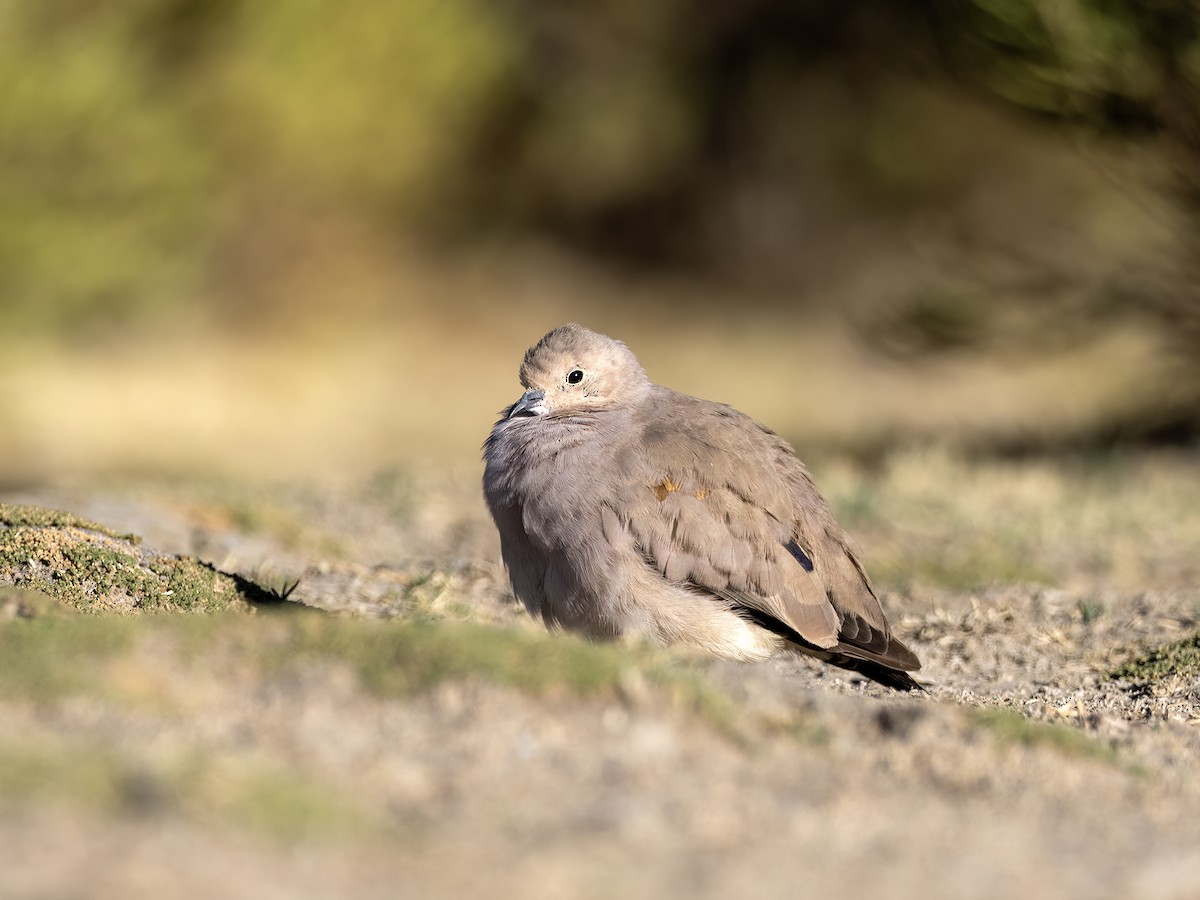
left=505, top=323, right=649, bottom=420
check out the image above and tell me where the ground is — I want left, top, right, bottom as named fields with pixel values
left=1, top=448, right=1199, bottom=899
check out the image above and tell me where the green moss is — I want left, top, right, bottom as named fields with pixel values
left=969, top=708, right=1123, bottom=768
left=0, top=504, right=260, bottom=614
left=1109, top=633, right=1200, bottom=684
left=0, top=503, right=137, bottom=542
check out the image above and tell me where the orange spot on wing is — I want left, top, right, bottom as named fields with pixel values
left=652, top=477, right=680, bottom=501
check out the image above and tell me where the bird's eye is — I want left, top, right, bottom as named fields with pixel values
left=566, top=369, right=585, bottom=385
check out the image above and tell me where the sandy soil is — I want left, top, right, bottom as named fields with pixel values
left=2, top=451, right=1199, bottom=899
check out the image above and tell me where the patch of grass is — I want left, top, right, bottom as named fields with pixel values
left=0, top=741, right=371, bottom=840
left=0, top=505, right=260, bottom=614
left=0, top=616, right=139, bottom=701
left=220, top=767, right=370, bottom=840
left=0, top=744, right=127, bottom=811
left=874, top=548, right=1055, bottom=592
left=969, top=708, right=1123, bottom=768
left=819, top=449, right=1200, bottom=594
left=0, top=613, right=735, bottom=732
left=755, top=707, right=832, bottom=747
left=1109, top=633, right=1200, bottom=684
left=275, top=615, right=733, bottom=724
left=1076, top=598, right=1104, bottom=624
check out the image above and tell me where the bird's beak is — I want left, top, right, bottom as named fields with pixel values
left=507, top=388, right=549, bottom=419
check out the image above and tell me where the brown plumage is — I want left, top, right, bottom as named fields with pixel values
left=483, top=324, right=922, bottom=690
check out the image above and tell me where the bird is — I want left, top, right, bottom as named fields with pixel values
left=482, top=324, right=922, bottom=690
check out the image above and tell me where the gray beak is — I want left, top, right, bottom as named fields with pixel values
left=507, top=389, right=549, bottom=419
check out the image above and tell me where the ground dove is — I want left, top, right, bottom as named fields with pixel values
left=483, top=324, right=922, bottom=690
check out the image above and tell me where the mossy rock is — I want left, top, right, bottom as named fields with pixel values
left=0, top=503, right=269, bottom=615
left=0, top=504, right=139, bottom=541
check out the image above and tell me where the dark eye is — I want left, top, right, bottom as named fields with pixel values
left=566, top=369, right=584, bottom=385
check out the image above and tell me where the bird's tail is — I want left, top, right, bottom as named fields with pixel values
left=820, top=652, right=926, bottom=692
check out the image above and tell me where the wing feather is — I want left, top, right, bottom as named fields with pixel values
left=623, top=390, right=921, bottom=674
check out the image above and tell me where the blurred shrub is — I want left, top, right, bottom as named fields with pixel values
left=0, top=0, right=516, bottom=332
left=0, top=0, right=1198, bottom=371
left=0, top=1, right=217, bottom=331
left=213, top=1, right=515, bottom=206
left=937, top=0, right=1200, bottom=363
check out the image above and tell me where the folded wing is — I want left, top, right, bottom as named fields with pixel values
left=619, top=394, right=920, bottom=678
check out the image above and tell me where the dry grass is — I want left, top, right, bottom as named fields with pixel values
left=0, top=269, right=1182, bottom=486
left=818, top=447, right=1200, bottom=594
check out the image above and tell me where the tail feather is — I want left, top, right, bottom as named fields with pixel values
left=736, top=606, right=924, bottom=691
left=820, top=651, right=925, bottom=692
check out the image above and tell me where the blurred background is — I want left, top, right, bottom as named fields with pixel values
left=3, top=0, right=1199, bottom=484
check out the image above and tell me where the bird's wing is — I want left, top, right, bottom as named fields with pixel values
left=783, top=463, right=922, bottom=671
left=614, top=395, right=839, bottom=649
left=616, top=391, right=919, bottom=672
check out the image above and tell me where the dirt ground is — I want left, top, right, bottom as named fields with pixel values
left=2, top=448, right=1199, bottom=900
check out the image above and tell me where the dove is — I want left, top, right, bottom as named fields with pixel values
left=483, top=324, right=922, bottom=690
